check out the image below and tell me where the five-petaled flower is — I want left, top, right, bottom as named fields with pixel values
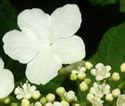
left=3, top=4, right=85, bottom=85
left=0, top=58, right=14, bottom=98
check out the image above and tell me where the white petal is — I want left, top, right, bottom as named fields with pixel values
left=18, top=8, right=50, bottom=41
left=91, top=69, right=96, bottom=76
left=51, top=4, right=82, bottom=42
left=0, top=69, right=14, bottom=98
left=26, top=49, right=62, bottom=85
left=3, top=30, right=40, bottom=63
left=95, top=63, right=104, bottom=69
left=52, top=35, right=85, bottom=64
left=0, top=58, right=4, bottom=69
left=53, top=102, right=62, bottom=106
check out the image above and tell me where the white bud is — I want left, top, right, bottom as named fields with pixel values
left=61, top=100, right=69, bottom=106
left=77, top=72, right=86, bottom=80
left=71, top=70, right=78, bottom=74
left=70, top=73, right=77, bottom=81
left=79, top=67, right=86, bottom=73
left=79, top=81, right=88, bottom=91
left=112, top=72, right=120, bottom=81
left=56, top=87, right=65, bottom=97
left=65, top=91, right=76, bottom=102
left=86, top=93, right=94, bottom=102
left=40, top=97, right=46, bottom=105
left=85, top=61, right=93, bottom=70
left=112, top=88, right=121, bottom=97
left=46, top=93, right=55, bottom=102
left=120, top=63, right=125, bottom=72
left=35, top=102, right=42, bottom=106
left=45, top=102, right=53, bottom=106
left=105, top=93, right=113, bottom=101
left=4, top=97, right=10, bottom=104
left=73, top=103, right=80, bottom=106
left=32, top=91, right=41, bottom=100
left=21, top=99, right=30, bottom=106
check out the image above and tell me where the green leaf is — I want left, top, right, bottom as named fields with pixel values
left=89, top=0, right=119, bottom=6
left=90, top=23, right=125, bottom=72
left=120, top=0, right=125, bottom=12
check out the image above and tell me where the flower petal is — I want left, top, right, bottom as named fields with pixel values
left=0, top=69, right=14, bottom=98
left=51, top=4, right=82, bottom=42
left=52, top=35, right=85, bottom=64
left=18, top=8, right=50, bottom=41
left=0, top=58, right=4, bottom=69
left=3, top=30, right=39, bottom=63
left=26, top=49, right=62, bottom=85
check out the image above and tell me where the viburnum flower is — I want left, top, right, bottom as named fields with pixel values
left=0, top=58, right=14, bottom=98
left=117, top=94, right=125, bottom=106
left=3, top=4, right=85, bottom=85
left=90, top=82, right=110, bottom=98
left=91, top=63, right=111, bottom=81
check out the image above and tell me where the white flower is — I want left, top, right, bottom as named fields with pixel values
left=91, top=63, right=111, bottom=81
left=0, top=58, right=14, bottom=98
left=3, top=4, right=85, bottom=85
left=90, top=82, right=110, bottom=98
left=46, top=102, right=62, bottom=106
left=14, top=81, right=38, bottom=99
left=117, top=94, right=125, bottom=106
left=87, top=93, right=103, bottom=106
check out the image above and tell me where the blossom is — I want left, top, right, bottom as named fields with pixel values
left=91, top=63, right=111, bottom=81
left=3, top=4, right=85, bottom=85
left=0, top=58, right=14, bottom=98
left=87, top=93, right=103, bottom=106
left=117, top=94, right=125, bottom=106
left=14, top=81, right=39, bottom=99
left=90, top=82, right=110, bottom=98
left=46, top=102, right=62, bottom=106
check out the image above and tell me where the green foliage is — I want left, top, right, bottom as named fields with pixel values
left=90, top=23, right=125, bottom=72
left=120, top=0, right=125, bottom=12
left=89, top=0, right=119, bottom=6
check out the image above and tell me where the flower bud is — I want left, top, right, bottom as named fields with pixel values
left=105, top=93, right=113, bottom=101
left=35, top=102, right=42, bottom=106
left=21, top=99, right=30, bottom=106
left=56, top=87, right=65, bottom=97
left=40, top=97, right=47, bottom=105
left=32, top=91, right=41, bottom=100
left=112, top=88, right=121, bottom=97
left=61, top=100, right=69, bottom=106
left=79, top=67, right=86, bottom=73
left=46, top=102, right=53, bottom=106
left=46, top=93, right=55, bottom=102
left=85, top=61, right=93, bottom=70
left=4, top=97, right=10, bottom=104
left=77, top=72, right=86, bottom=80
left=86, top=93, right=94, bottom=102
left=84, top=78, right=91, bottom=84
left=70, top=73, right=77, bottom=81
left=79, top=81, right=88, bottom=91
left=65, top=91, right=76, bottom=102
left=111, top=72, right=120, bottom=81
left=120, top=63, right=125, bottom=72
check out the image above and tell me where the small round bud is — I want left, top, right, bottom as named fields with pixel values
left=120, top=63, right=125, bottom=72
left=70, top=73, right=77, bottom=81
left=61, top=100, right=69, bottom=106
left=84, top=78, right=91, bottom=84
left=77, top=72, right=86, bottom=80
left=46, top=102, right=53, bottom=106
left=4, top=97, right=10, bottom=104
left=112, top=72, right=120, bottom=81
left=35, top=102, right=42, bottom=106
left=73, top=103, right=80, bottom=106
left=112, top=88, right=121, bottom=97
left=32, top=91, right=41, bottom=100
left=56, top=87, right=65, bottom=97
left=40, top=97, right=47, bottom=105
left=79, top=81, right=88, bottom=91
left=85, top=61, right=93, bottom=70
left=86, top=93, right=94, bottom=102
left=46, top=93, right=55, bottom=102
left=71, top=70, right=78, bottom=74
left=21, top=99, right=30, bottom=106
left=79, top=67, right=86, bottom=73
left=65, top=91, right=76, bottom=102
left=105, top=93, right=113, bottom=101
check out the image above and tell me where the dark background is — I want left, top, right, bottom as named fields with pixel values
left=0, top=0, right=125, bottom=81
